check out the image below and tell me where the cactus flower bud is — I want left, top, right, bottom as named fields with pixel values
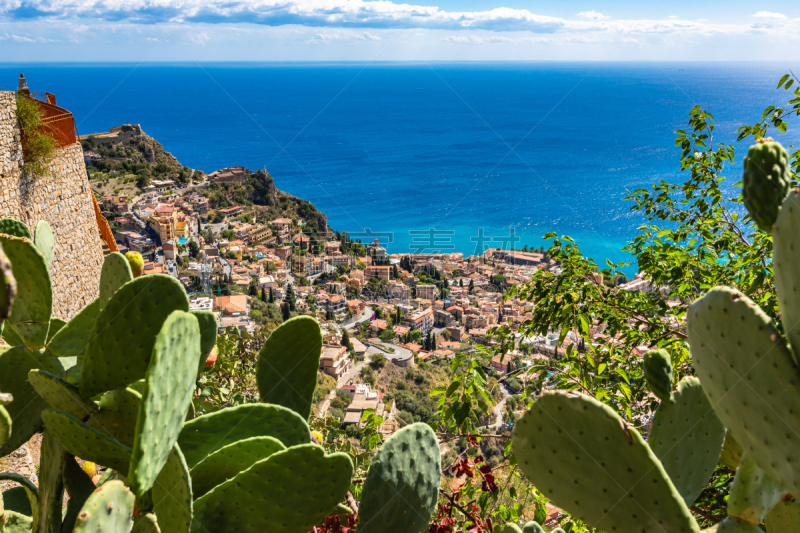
left=643, top=349, right=673, bottom=402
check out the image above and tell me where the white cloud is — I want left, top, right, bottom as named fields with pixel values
left=576, top=10, right=609, bottom=21
left=190, top=32, right=209, bottom=44
left=305, top=30, right=381, bottom=43
left=753, top=11, right=788, bottom=20
left=11, top=33, right=35, bottom=42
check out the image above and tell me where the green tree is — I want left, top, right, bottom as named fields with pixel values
left=188, top=240, right=200, bottom=259
left=341, top=329, right=351, bottom=349
left=285, top=283, right=296, bottom=311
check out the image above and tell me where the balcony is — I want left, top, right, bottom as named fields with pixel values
left=27, top=91, right=79, bottom=149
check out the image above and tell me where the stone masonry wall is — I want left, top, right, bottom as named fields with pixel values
left=0, top=91, right=105, bottom=320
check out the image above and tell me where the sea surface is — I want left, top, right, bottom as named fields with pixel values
left=2, top=62, right=797, bottom=271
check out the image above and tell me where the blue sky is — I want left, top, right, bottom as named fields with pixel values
left=2, top=0, right=800, bottom=61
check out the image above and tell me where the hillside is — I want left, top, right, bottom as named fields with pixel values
left=82, top=125, right=328, bottom=232
left=205, top=171, right=328, bottom=233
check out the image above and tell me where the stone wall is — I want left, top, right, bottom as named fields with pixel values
left=0, top=91, right=105, bottom=320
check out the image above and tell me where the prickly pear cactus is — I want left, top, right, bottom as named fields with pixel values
left=42, top=409, right=133, bottom=475
left=502, top=525, right=522, bottom=533
left=0, top=346, right=63, bottom=455
left=72, top=480, right=135, bottom=533
left=648, top=377, right=725, bottom=507
left=152, top=446, right=192, bottom=533
left=28, top=369, right=99, bottom=420
left=522, top=522, right=544, bottom=533
left=38, top=430, right=65, bottom=533
left=189, top=309, right=217, bottom=372
left=0, top=234, right=52, bottom=348
left=0, top=219, right=32, bottom=240
left=727, top=454, right=786, bottom=525
left=771, top=189, right=800, bottom=365
left=33, top=220, right=54, bottom=269
left=765, top=498, right=800, bottom=532
left=81, top=274, right=189, bottom=397
left=46, top=299, right=101, bottom=358
left=190, top=436, right=285, bottom=498
left=0, top=392, right=11, bottom=447
left=87, top=387, right=142, bottom=447
left=128, top=310, right=199, bottom=497
left=643, top=349, right=673, bottom=401
left=178, top=403, right=311, bottom=467
left=0, top=242, right=15, bottom=325
left=255, top=316, right=323, bottom=420
left=192, top=444, right=353, bottom=533
left=0, top=473, right=38, bottom=529
left=98, top=252, right=133, bottom=309
left=742, top=138, right=790, bottom=231
left=359, top=422, right=442, bottom=533
left=62, top=455, right=99, bottom=533
left=687, top=286, right=800, bottom=498
left=514, top=391, right=698, bottom=532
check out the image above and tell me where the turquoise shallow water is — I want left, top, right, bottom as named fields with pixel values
left=2, top=62, right=797, bottom=271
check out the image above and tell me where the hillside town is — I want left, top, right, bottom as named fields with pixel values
left=92, top=148, right=656, bottom=437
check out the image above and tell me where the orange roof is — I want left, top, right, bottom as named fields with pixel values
left=214, top=294, right=249, bottom=314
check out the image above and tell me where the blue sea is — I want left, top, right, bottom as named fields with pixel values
left=2, top=62, right=797, bottom=271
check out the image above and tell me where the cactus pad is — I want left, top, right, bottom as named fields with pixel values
left=514, top=391, right=698, bottom=532
left=1, top=487, right=32, bottom=516
left=359, top=422, right=441, bottom=533
left=522, top=522, right=545, bottom=533
left=128, top=310, right=200, bottom=497
left=0, top=234, right=52, bottom=348
left=742, top=139, right=790, bottom=231
left=256, top=316, right=323, bottom=420
left=0, top=242, right=15, bottom=323
left=687, top=286, right=800, bottom=498
left=132, top=513, right=160, bottom=533
left=0, top=474, right=37, bottom=526
left=88, top=387, right=142, bottom=447
left=709, top=517, right=765, bottom=532
left=0, top=219, right=31, bottom=240
left=152, top=446, right=192, bottom=533
left=81, top=274, right=190, bottom=397
left=178, top=403, right=311, bottom=467
left=72, top=480, right=135, bottom=533
left=98, top=253, right=133, bottom=310
left=728, top=453, right=785, bottom=524
left=771, top=189, right=800, bottom=363
left=0, top=397, right=10, bottom=447
left=33, top=220, right=54, bottom=269
left=765, top=499, right=800, bottom=532
left=46, top=317, right=66, bottom=343
left=502, top=525, right=522, bottom=533
left=190, top=309, right=217, bottom=372
left=46, top=300, right=101, bottom=358
left=643, top=349, right=673, bottom=401
left=719, top=433, right=743, bottom=470
left=42, top=409, right=133, bottom=475
left=38, top=430, right=65, bottom=533
left=0, top=510, right=33, bottom=532
left=62, top=455, right=100, bottom=533
left=192, top=444, right=353, bottom=533
left=0, top=346, right=63, bottom=455
left=28, top=369, right=99, bottom=419
left=648, top=377, right=725, bottom=507
left=190, top=436, right=286, bottom=498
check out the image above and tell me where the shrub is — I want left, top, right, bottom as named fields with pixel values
left=15, top=93, right=57, bottom=178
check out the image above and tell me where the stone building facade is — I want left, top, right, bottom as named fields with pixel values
left=0, top=91, right=105, bottom=319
